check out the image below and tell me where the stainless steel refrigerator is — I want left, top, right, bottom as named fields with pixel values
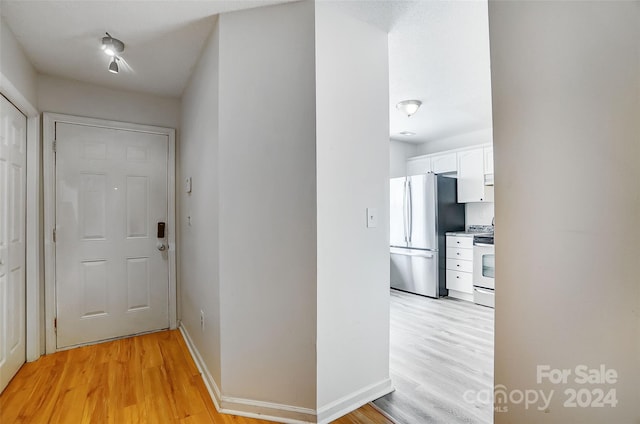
left=390, top=173, right=465, bottom=297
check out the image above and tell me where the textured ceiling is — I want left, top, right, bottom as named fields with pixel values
left=334, top=0, right=493, bottom=144
left=0, top=0, right=294, bottom=97
left=1, top=0, right=493, bottom=145
left=389, top=1, right=493, bottom=143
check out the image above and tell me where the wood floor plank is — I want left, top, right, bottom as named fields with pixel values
left=373, top=289, right=494, bottom=424
left=0, top=330, right=393, bottom=424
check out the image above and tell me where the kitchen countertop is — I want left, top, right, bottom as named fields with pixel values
left=446, top=231, right=492, bottom=237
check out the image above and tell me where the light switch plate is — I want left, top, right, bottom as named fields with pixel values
left=366, top=208, right=378, bottom=228
left=185, top=177, right=192, bottom=193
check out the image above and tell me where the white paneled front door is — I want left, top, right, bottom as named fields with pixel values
left=0, top=95, right=27, bottom=392
left=55, top=122, right=170, bottom=349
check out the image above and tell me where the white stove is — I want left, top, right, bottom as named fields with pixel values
left=473, top=230, right=495, bottom=308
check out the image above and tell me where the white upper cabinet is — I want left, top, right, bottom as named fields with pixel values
left=483, top=146, right=494, bottom=175
left=406, top=156, right=431, bottom=175
left=404, top=144, right=494, bottom=202
left=457, top=148, right=494, bottom=203
left=430, top=152, right=457, bottom=174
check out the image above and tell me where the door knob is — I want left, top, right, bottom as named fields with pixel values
left=156, top=242, right=167, bottom=251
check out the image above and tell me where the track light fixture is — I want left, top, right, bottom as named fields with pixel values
left=101, top=32, right=124, bottom=57
left=101, top=32, right=124, bottom=74
left=108, top=57, right=119, bottom=74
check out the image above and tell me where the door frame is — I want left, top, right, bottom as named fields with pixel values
left=0, top=78, right=41, bottom=363
left=43, top=113, right=177, bottom=353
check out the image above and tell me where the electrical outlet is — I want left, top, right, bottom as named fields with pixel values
left=200, top=310, right=205, bottom=331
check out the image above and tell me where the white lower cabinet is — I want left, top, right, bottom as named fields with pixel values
left=446, top=235, right=474, bottom=301
left=446, top=247, right=474, bottom=261
left=446, top=270, right=473, bottom=293
left=447, top=258, right=473, bottom=273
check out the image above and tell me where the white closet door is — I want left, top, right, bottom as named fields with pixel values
left=55, top=122, right=170, bottom=349
left=0, top=95, right=27, bottom=393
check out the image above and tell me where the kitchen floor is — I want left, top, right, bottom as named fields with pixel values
left=374, top=289, right=494, bottom=424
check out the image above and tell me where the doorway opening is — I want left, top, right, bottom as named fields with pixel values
left=375, top=0, right=496, bottom=422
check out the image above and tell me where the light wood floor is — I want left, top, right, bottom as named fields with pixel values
left=373, top=289, right=494, bottom=424
left=0, top=330, right=393, bottom=424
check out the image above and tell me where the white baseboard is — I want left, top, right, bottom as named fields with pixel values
left=316, top=378, right=394, bottom=424
left=218, top=396, right=316, bottom=424
left=178, top=324, right=222, bottom=410
left=179, top=324, right=393, bottom=423
left=178, top=324, right=317, bottom=423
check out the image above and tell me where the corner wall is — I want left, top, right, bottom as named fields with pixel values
left=179, top=2, right=391, bottom=421
left=389, top=139, right=416, bottom=178
left=315, top=2, right=392, bottom=419
left=489, top=1, right=640, bottom=422
left=178, top=18, right=222, bottom=388
left=218, top=0, right=318, bottom=412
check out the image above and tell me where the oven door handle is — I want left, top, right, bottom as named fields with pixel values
left=474, top=287, right=494, bottom=295
left=473, top=243, right=494, bottom=247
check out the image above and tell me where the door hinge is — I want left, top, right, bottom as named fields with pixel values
left=53, top=140, right=56, bottom=152
left=54, top=318, right=57, bottom=333
left=53, top=228, right=56, bottom=242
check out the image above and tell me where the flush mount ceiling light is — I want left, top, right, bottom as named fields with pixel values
left=101, top=32, right=125, bottom=57
left=108, top=57, right=119, bottom=74
left=396, top=100, right=422, bottom=117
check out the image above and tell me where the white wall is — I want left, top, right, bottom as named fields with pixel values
left=0, top=17, right=37, bottom=112
left=489, top=1, right=640, bottom=423
left=389, top=139, right=416, bottom=178
left=465, top=202, right=494, bottom=227
left=37, top=74, right=180, bottom=129
left=414, top=127, right=493, bottom=156
left=218, top=1, right=317, bottom=411
left=179, top=18, right=222, bottom=386
left=180, top=3, right=392, bottom=421
left=315, top=1, right=392, bottom=418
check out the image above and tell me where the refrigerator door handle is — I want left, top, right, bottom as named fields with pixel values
left=407, top=180, right=413, bottom=243
left=390, top=247, right=434, bottom=258
left=403, top=179, right=408, bottom=242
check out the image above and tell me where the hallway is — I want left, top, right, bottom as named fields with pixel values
left=0, top=330, right=392, bottom=424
